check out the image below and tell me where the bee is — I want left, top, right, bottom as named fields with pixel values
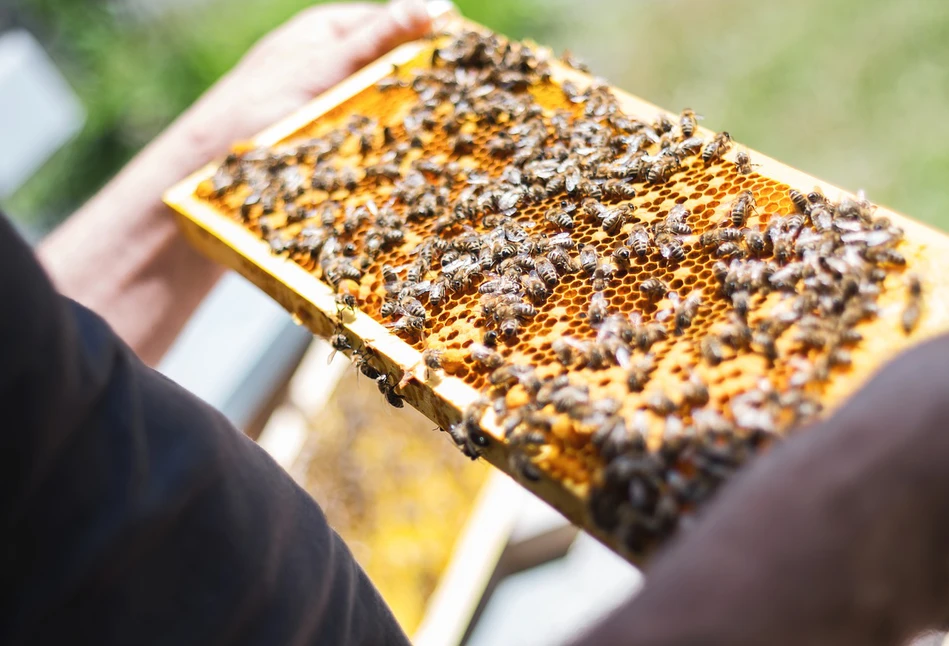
left=673, top=136, right=704, bottom=159
left=902, top=273, right=923, bottom=334
left=699, top=228, right=740, bottom=247
left=752, top=329, right=779, bottom=363
left=376, top=374, right=405, bottom=408
left=522, top=272, right=550, bottom=302
left=380, top=299, right=400, bottom=318
left=601, top=179, right=637, bottom=200
left=545, top=202, right=576, bottom=229
left=734, top=149, right=755, bottom=174
left=718, top=316, right=752, bottom=349
left=509, top=301, right=537, bottom=319
left=782, top=212, right=806, bottom=234
left=645, top=112, right=671, bottom=136
left=500, top=316, right=521, bottom=339
left=497, top=186, right=526, bottom=212
left=400, top=296, right=427, bottom=320
left=866, top=247, right=906, bottom=267
left=635, top=321, right=668, bottom=352
left=551, top=385, right=591, bottom=414
left=330, top=333, right=351, bottom=354
left=456, top=398, right=492, bottom=458
left=428, top=276, right=449, bottom=306
left=744, top=229, right=768, bottom=256
left=807, top=189, right=827, bottom=206
left=639, top=278, right=668, bottom=301
left=701, top=131, right=732, bottom=164
left=322, top=257, right=362, bottom=288
left=364, top=161, right=402, bottom=181
left=267, top=231, right=295, bottom=254
left=510, top=453, right=543, bottom=482
left=627, top=225, right=652, bottom=258
left=807, top=204, right=833, bottom=233
left=593, top=416, right=645, bottom=461
left=353, top=348, right=381, bottom=380
left=335, top=278, right=360, bottom=311
left=675, top=290, right=703, bottom=334
left=716, top=241, right=744, bottom=259
left=665, top=204, right=692, bottom=235
left=724, top=285, right=753, bottom=322
left=828, top=347, right=853, bottom=368
left=486, top=133, right=515, bottom=157
left=552, top=337, right=577, bottom=366
left=679, top=108, right=698, bottom=138
left=547, top=246, right=577, bottom=273
left=712, top=260, right=729, bottom=284
left=480, top=292, right=515, bottom=319
left=528, top=182, right=549, bottom=202
left=657, top=233, right=686, bottom=264
left=680, top=376, right=710, bottom=407
left=453, top=264, right=484, bottom=291
left=600, top=204, right=633, bottom=234
left=480, top=274, right=519, bottom=296
left=358, top=131, right=377, bottom=155
left=700, top=335, right=725, bottom=365
left=579, top=244, right=599, bottom=275
left=387, top=315, right=426, bottom=335
left=535, top=257, right=560, bottom=287
left=577, top=178, right=604, bottom=200
left=589, top=291, right=610, bottom=326
left=451, top=132, right=475, bottom=155
left=626, top=356, right=656, bottom=392
left=564, top=166, right=582, bottom=195
left=593, top=258, right=618, bottom=291
left=646, top=156, right=681, bottom=184
left=422, top=348, right=464, bottom=379
left=646, top=391, right=678, bottom=416
left=793, top=326, right=831, bottom=350
left=729, top=190, right=756, bottom=227
left=788, top=188, right=810, bottom=214
left=611, top=243, right=633, bottom=267
left=489, top=364, right=531, bottom=390
left=444, top=422, right=480, bottom=460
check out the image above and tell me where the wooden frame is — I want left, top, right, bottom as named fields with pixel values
left=165, top=16, right=949, bottom=562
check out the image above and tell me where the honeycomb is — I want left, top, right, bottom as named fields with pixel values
left=166, top=19, right=949, bottom=561
left=291, top=369, right=489, bottom=634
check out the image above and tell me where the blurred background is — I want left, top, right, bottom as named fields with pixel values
left=4, top=1, right=949, bottom=644
left=4, top=0, right=949, bottom=235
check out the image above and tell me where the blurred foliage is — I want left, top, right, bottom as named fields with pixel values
left=8, top=0, right=949, bottom=232
left=6, top=0, right=553, bottom=229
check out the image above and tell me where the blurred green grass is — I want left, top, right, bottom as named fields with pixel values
left=9, top=0, right=949, bottom=233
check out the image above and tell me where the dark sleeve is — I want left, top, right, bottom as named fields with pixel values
left=0, top=215, right=409, bottom=646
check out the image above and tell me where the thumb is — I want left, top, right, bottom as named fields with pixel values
left=338, top=0, right=433, bottom=73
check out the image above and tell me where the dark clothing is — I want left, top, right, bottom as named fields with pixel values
left=0, top=215, right=408, bottom=645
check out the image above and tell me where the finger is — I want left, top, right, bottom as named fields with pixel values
left=338, top=0, right=433, bottom=73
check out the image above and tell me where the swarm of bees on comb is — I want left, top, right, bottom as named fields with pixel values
left=198, top=28, right=925, bottom=556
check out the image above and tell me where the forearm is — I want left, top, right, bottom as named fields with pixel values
left=37, top=113, right=225, bottom=367
left=575, top=336, right=949, bottom=646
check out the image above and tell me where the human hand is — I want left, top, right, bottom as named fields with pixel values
left=171, top=0, right=434, bottom=164
left=570, top=336, right=949, bottom=646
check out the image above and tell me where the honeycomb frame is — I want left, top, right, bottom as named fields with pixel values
left=165, top=17, right=949, bottom=562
